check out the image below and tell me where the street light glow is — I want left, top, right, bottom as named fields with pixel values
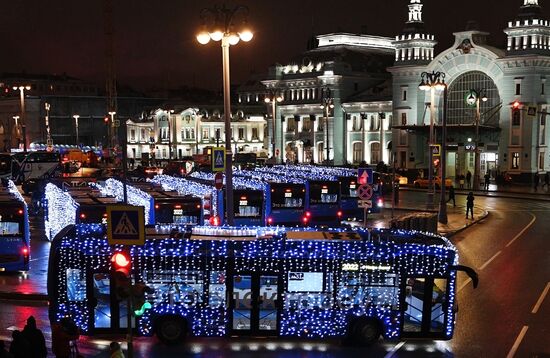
left=239, top=28, right=253, bottom=42
left=196, top=31, right=211, bottom=44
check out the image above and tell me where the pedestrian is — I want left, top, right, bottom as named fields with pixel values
left=22, top=316, right=47, bottom=358
left=52, top=317, right=80, bottom=358
left=544, top=172, right=550, bottom=190
left=9, top=331, right=30, bottom=358
left=447, top=186, right=456, bottom=206
left=484, top=172, right=490, bottom=191
left=466, top=192, right=475, bottom=219
left=534, top=172, right=540, bottom=192
left=466, top=171, right=472, bottom=189
left=109, top=342, right=125, bottom=358
left=0, top=340, right=13, bottom=358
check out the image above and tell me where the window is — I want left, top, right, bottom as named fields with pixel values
left=251, top=127, right=259, bottom=140
left=512, top=110, right=521, bottom=126
left=338, top=268, right=398, bottom=310
left=160, top=127, right=168, bottom=140
left=140, top=129, right=146, bottom=141
left=66, top=269, right=86, bottom=302
left=238, top=127, right=245, bottom=140
left=285, top=272, right=332, bottom=310
left=302, top=118, right=312, bottom=132
left=539, top=152, right=545, bottom=170
left=143, top=271, right=204, bottom=307
left=370, top=142, right=381, bottom=164
left=402, top=89, right=407, bottom=101
left=512, top=152, right=520, bottom=169
left=287, top=119, right=296, bottom=132
left=401, top=113, right=407, bottom=126
left=353, top=142, right=363, bottom=163
left=516, top=83, right=521, bottom=95
left=317, top=119, right=324, bottom=131
left=202, top=128, right=209, bottom=139
left=542, top=82, right=546, bottom=95
left=540, top=116, right=546, bottom=145
left=130, top=129, right=136, bottom=141
left=209, top=271, right=226, bottom=308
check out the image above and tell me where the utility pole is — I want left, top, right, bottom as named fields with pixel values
left=104, top=0, right=118, bottom=155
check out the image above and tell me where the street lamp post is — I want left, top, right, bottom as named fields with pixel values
left=13, top=85, right=31, bottom=152
left=197, top=4, right=253, bottom=226
left=73, top=115, right=80, bottom=146
left=320, top=87, right=334, bottom=164
left=45, top=103, right=53, bottom=151
left=264, top=92, right=283, bottom=161
left=166, top=109, right=174, bottom=159
left=419, top=71, right=448, bottom=223
left=467, top=89, right=488, bottom=191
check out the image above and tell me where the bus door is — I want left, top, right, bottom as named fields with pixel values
left=228, top=273, right=282, bottom=336
left=90, top=271, right=134, bottom=333
left=402, top=277, right=448, bottom=337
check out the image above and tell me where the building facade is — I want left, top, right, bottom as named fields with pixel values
left=390, top=0, right=550, bottom=182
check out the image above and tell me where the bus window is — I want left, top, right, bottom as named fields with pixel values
left=286, top=272, right=331, bottom=310
left=340, top=177, right=358, bottom=198
left=431, top=278, right=447, bottom=332
left=66, top=269, right=86, bottom=302
left=144, top=271, right=204, bottom=307
left=0, top=221, right=19, bottom=235
left=309, top=182, right=339, bottom=204
left=232, top=275, right=252, bottom=330
left=271, top=186, right=304, bottom=209
left=234, top=192, right=262, bottom=218
left=404, top=278, right=425, bottom=332
left=93, top=273, right=111, bottom=329
left=259, top=276, right=278, bottom=330
left=208, top=271, right=226, bottom=308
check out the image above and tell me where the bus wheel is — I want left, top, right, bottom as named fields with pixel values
left=351, top=317, right=381, bottom=346
left=155, top=315, right=188, bottom=345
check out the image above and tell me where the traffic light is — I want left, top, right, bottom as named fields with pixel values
left=132, top=282, right=154, bottom=316
left=433, top=158, right=441, bottom=169
left=512, top=100, right=521, bottom=110
left=111, top=251, right=131, bottom=300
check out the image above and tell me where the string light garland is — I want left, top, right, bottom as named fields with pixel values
left=49, top=224, right=459, bottom=340
left=44, top=183, right=79, bottom=241
left=99, top=179, right=154, bottom=224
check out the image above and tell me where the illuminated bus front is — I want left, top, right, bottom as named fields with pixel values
left=154, top=198, right=202, bottom=225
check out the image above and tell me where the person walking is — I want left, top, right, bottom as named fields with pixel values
left=8, top=331, right=30, bottom=358
left=534, top=172, right=540, bottom=192
left=466, top=171, right=472, bottom=189
left=466, top=192, right=475, bottom=219
left=484, top=172, right=490, bottom=191
left=22, top=316, right=47, bottom=358
left=109, top=342, right=125, bottom=358
left=447, top=186, right=456, bottom=206
left=52, top=318, right=80, bottom=358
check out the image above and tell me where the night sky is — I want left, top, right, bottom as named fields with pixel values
left=1, top=0, right=548, bottom=91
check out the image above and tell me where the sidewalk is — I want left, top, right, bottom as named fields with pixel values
left=403, top=183, right=550, bottom=201
left=362, top=203, right=488, bottom=237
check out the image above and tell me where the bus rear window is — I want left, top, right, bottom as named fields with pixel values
left=234, top=192, right=262, bottom=218
left=340, top=178, right=358, bottom=198
left=271, top=186, right=304, bottom=209
left=0, top=222, right=20, bottom=235
left=309, top=182, right=339, bottom=204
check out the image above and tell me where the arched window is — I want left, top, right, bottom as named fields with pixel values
left=370, top=142, right=380, bottom=164
left=445, top=71, right=500, bottom=125
left=353, top=142, right=363, bottom=163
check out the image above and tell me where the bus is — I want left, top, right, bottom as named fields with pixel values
left=129, top=181, right=203, bottom=226
left=187, top=172, right=265, bottom=226
left=15, top=151, right=61, bottom=194
left=253, top=167, right=341, bottom=226
left=0, top=154, right=14, bottom=180
left=44, top=181, right=128, bottom=241
left=47, top=225, right=478, bottom=345
left=234, top=170, right=307, bottom=226
left=0, top=180, right=30, bottom=271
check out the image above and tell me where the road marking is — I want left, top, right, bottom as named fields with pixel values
left=479, top=251, right=502, bottom=271
left=505, top=213, right=536, bottom=248
left=506, top=325, right=528, bottom=358
left=30, top=256, right=49, bottom=262
left=384, top=341, right=405, bottom=358
left=532, top=282, right=550, bottom=314
left=457, top=278, right=472, bottom=293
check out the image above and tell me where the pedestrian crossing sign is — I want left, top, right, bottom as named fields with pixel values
left=212, top=147, right=226, bottom=172
left=107, top=205, right=145, bottom=246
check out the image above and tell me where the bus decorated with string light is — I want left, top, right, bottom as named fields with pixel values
left=0, top=180, right=30, bottom=271
left=47, top=224, right=477, bottom=345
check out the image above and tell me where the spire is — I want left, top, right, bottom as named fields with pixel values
left=393, top=0, right=436, bottom=64
left=504, top=0, right=550, bottom=55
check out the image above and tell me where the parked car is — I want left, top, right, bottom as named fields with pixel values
left=413, top=176, right=453, bottom=189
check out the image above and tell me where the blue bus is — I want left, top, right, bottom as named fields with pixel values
left=47, top=225, right=478, bottom=345
left=234, top=170, right=307, bottom=226
left=186, top=172, right=265, bottom=227
left=252, top=167, right=341, bottom=226
left=0, top=180, right=30, bottom=271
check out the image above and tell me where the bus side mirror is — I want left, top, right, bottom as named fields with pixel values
left=451, top=265, right=479, bottom=289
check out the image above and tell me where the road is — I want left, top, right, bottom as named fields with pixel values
left=0, top=191, right=548, bottom=357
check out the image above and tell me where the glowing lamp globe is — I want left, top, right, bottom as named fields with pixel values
left=196, top=31, right=211, bottom=45
left=209, top=30, right=224, bottom=42
left=239, top=29, right=253, bottom=42
left=227, top=33, right=240, bottom=45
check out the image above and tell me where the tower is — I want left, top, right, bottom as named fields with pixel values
left=504, top=0, right=550, bottom=54
left=392, top=0, right=437, bottom=64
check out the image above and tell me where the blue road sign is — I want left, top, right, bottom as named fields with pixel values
left=107, top=205, right=145, bottom=245
left=212, top=147, right=226, bottom=172
left=358, top=168, right=373, bottom=185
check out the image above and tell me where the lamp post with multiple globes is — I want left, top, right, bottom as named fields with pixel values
left=196, top=5, right=253, bottom=226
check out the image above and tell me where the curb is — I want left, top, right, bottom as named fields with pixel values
left=439, top=209, right=489, bottom=238
left=0, top=291, right=48, bottom=302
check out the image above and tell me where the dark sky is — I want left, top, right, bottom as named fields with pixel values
left=1, top=0, right=548, bottom=91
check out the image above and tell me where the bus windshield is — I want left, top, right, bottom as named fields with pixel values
left=0, top=221, right=19, bottom=235
left=339, top=177, right=358, bottom=198
left=309, top=181, right=339, bottom=204
left=270, top=184, right=304, bottom=209
left=155, top=200, right=202, bottom=225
